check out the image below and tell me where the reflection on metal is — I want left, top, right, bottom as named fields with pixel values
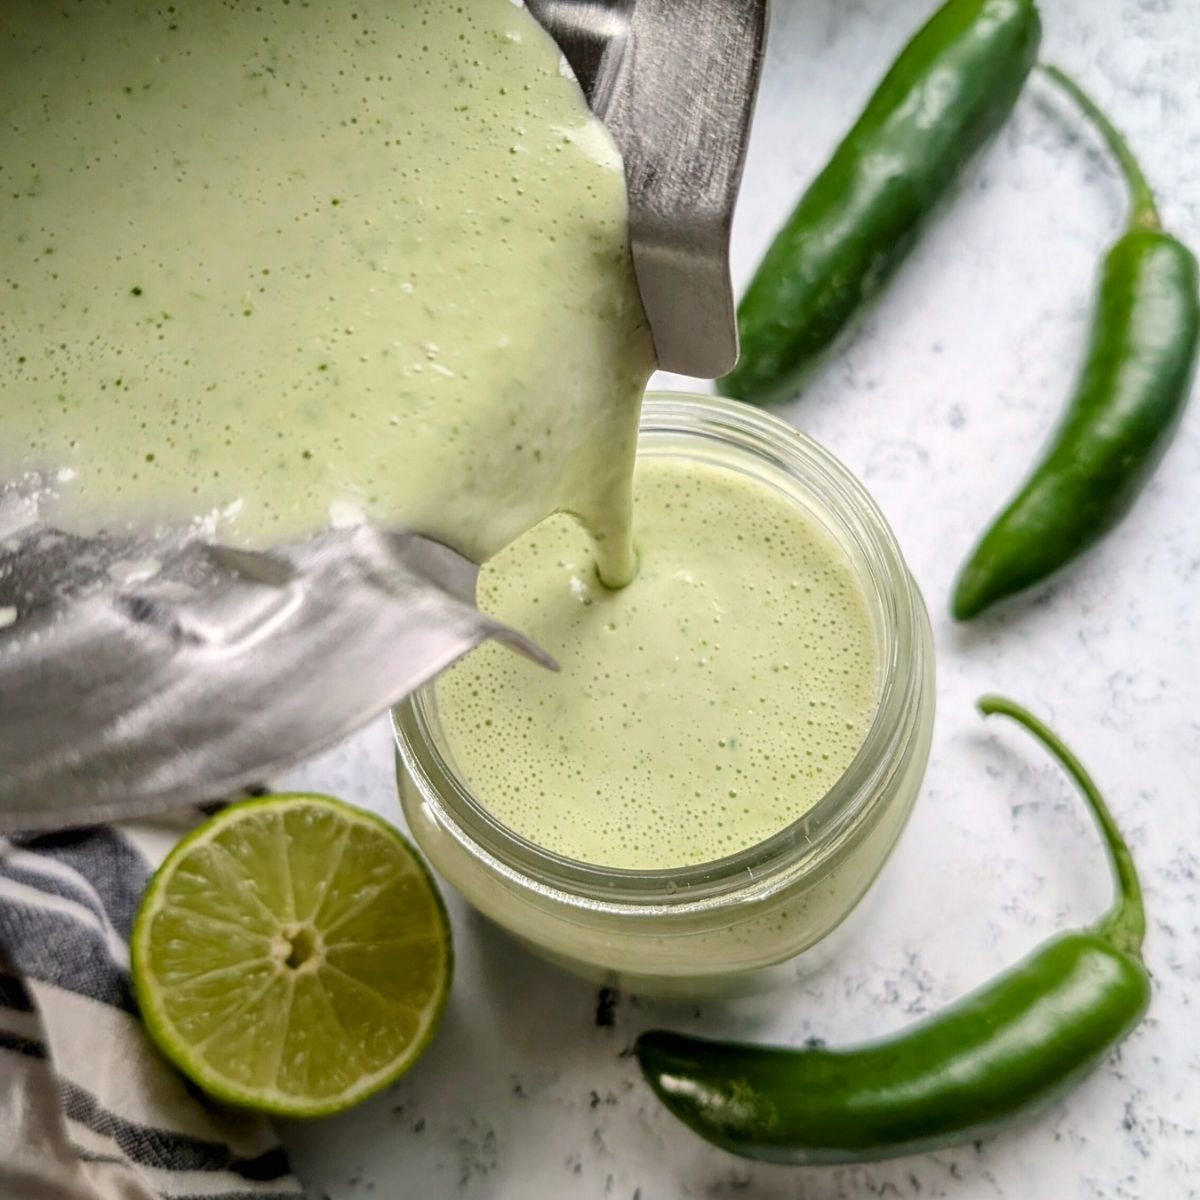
left=0, top=479, right=554, bottom=830
left=529, top=0, right=769, bottom=377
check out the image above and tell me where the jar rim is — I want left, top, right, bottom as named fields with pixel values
left=394, top=392, right=927, bottom=908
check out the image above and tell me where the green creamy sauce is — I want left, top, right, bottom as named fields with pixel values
left=437, top=459, right=880, bottom=869
left=0, top=0, right=653, bottom=579
left=4, top=2, right=881, bottom=872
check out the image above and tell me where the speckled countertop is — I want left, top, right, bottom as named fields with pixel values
left=279, top=1, right=1200, bottom=1195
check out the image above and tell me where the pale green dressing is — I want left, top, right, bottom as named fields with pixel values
left=437, top=458, right=879, bottom=869
left=4, top=2, right=880, bottom=871
left=0, top=0, right=653, bottom=580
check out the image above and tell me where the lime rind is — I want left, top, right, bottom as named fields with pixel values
left=131, top=793, right=452, bottom=1118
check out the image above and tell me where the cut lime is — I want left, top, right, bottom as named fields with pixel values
left=131, top=793, right=452, bottom=1117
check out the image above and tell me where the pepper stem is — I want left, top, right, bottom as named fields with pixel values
left=977, top=695, right=1145, bottom=958
left=1041, top=64, right=1160, bottom=231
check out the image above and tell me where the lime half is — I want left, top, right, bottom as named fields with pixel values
left=131, top=793, right=452, bottom=1117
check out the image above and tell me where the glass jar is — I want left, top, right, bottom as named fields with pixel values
left=394, top=393, right=935, bottom=997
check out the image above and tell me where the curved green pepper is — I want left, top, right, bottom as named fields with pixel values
left=636, top=697, right=1150, bottom=1165
left=952, top=67, right=1200, bottom=620
left=719, top=0, right=1041, bottom=406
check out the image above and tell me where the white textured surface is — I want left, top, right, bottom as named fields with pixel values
left=281, top=0, right=1200, bottom=1195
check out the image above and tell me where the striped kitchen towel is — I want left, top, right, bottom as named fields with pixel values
left=0, top=813, right=304, bottom=1200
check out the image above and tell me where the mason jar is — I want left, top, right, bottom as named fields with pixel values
left=394, top=392, right=935, bottom=997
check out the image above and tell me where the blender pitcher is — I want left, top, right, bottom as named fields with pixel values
left=0, top=0, right=769, bottom=830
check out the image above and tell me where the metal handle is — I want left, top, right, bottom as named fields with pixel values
left=530, top=0, right=769, bottom=377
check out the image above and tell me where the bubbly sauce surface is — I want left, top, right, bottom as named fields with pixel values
left=1, top=0, right=653, bottom=576
left=437, top=459, right=880, bottom=869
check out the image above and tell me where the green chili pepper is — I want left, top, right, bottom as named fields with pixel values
left=635, top=696, right=1150, bottom=1166
left=952, top=67, right=1200, bottom=620
left=718, top=0, right=1041, bottom=406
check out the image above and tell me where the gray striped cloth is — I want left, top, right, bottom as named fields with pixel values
left=0, top=810, right=303, bottom=1200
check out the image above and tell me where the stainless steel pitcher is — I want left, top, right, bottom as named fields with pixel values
left=0, top=0, right=768, bottom=830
